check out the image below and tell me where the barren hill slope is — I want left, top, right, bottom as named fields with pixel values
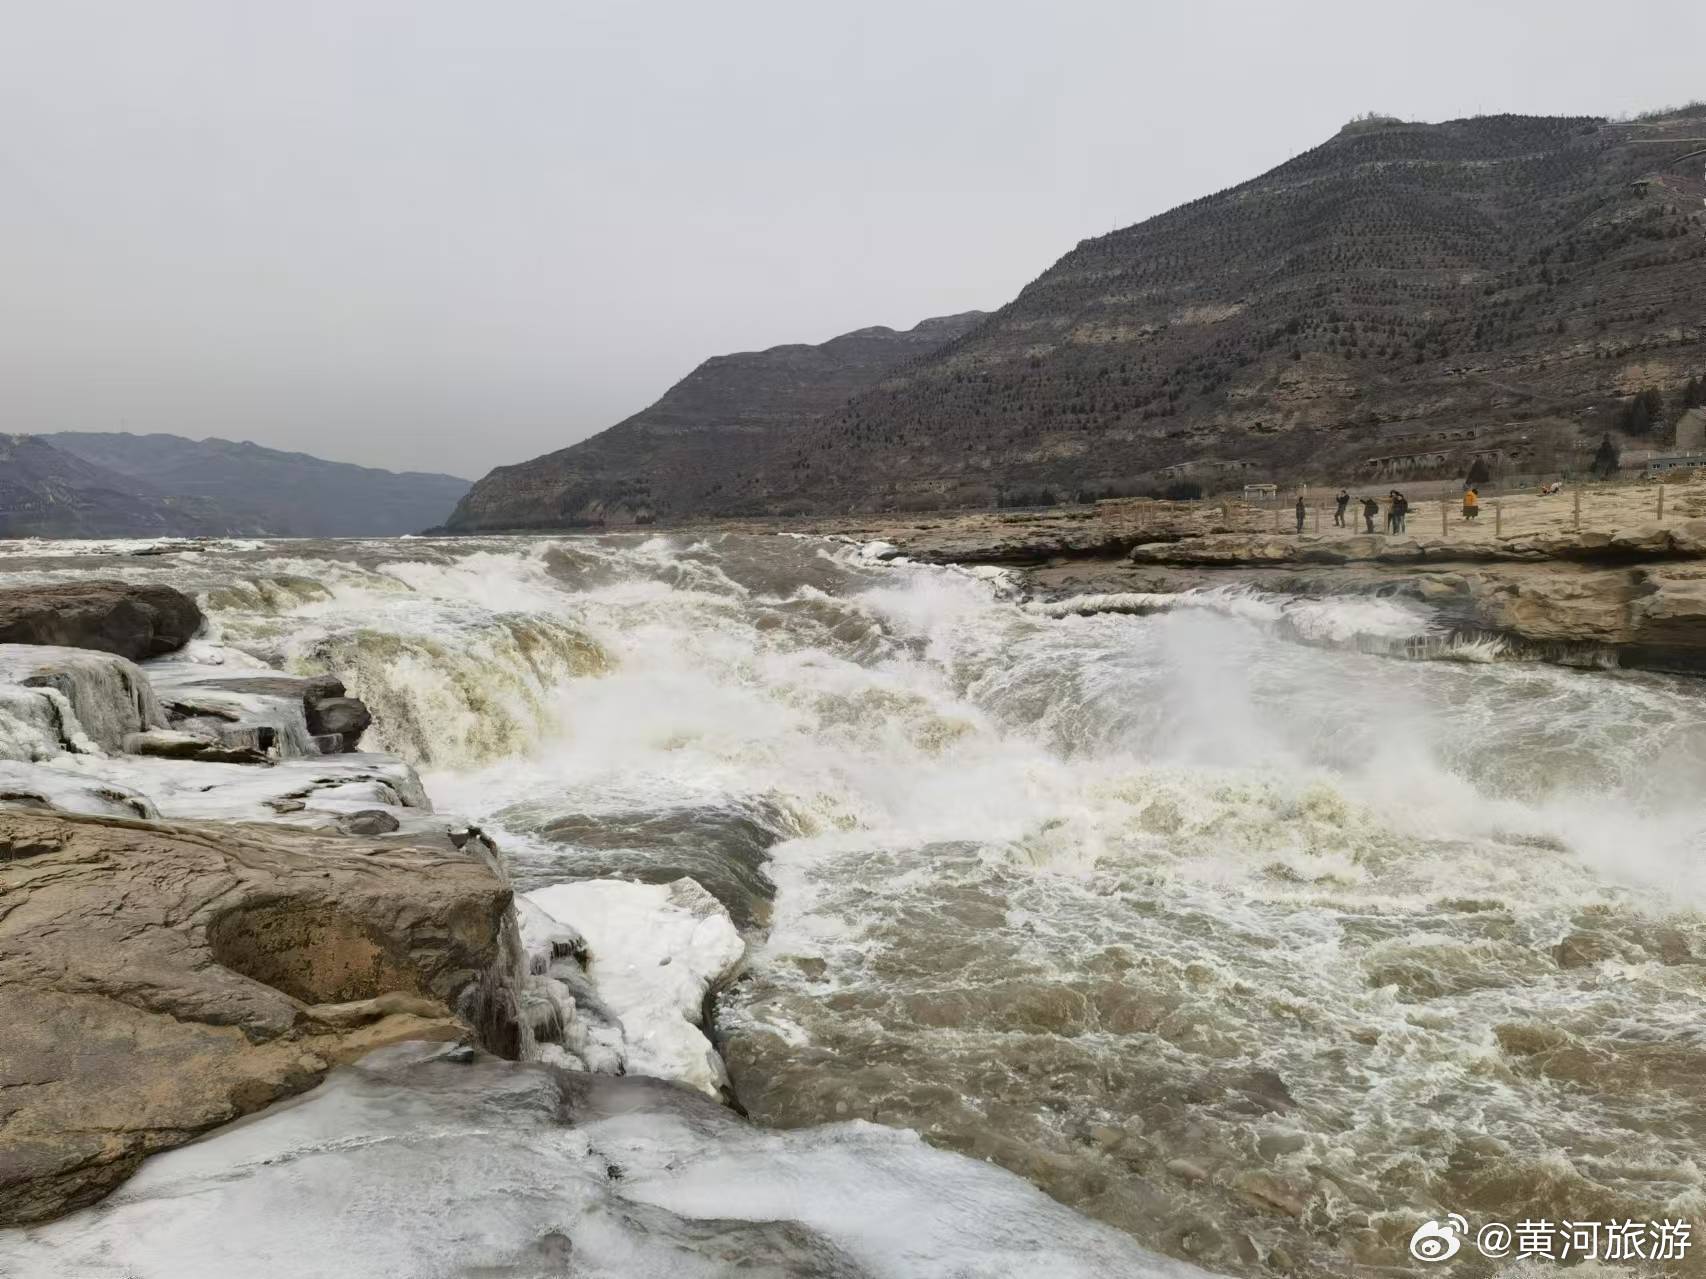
left=743, top=110, right=1706, bottom=510
left=445, top=313, right=987, bottom=530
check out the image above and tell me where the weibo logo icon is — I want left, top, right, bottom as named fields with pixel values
left=1409, top=1214, right=1469, bottom=1262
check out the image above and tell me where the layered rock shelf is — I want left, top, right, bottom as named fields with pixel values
left=789, top=495, right=1706, bottom=676
left=0, top=812, right=517, bottom=1225
left=1125, top=523, right=1706, bottom=566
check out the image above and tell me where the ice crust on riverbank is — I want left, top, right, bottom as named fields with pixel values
left=0, top=1044, right=1213, bottom=1279
left=0, top=644, right=165, bottom=753
left=526, top=877, right=745, bottom=1096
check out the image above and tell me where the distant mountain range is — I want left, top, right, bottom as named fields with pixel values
left=444, top=313, right=987, bottom=530
left=0, top=433, right=470, bottom=539
left=0, top=434, right=259, bottom=538
left=450, top=106, right=1706, bottom=527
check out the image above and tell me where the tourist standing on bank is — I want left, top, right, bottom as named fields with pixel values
left=1390, top=490, right=1409, bottom=534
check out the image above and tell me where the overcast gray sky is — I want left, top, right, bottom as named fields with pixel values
left=3, top=1, right=1702, bottom=478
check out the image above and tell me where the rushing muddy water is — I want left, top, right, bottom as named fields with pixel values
left=4, top=531, right=1704, bottom=1277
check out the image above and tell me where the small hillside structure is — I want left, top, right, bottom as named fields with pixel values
left=1675, top=407, right=1706, bottom=454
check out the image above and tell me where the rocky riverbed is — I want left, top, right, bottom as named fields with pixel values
left=0, top=562, right=1199, bottom=1278
left=0, top=578, right=750, bottom=1225
left=5, top=532, right=1704, bottom=1278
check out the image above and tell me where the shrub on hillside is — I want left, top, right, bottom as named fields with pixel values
left=1593, top=435, right=1621, bottom=478
left=1154, top=480, right=1204, bottom=501
left=1619, top=387, right=1666, bottom=437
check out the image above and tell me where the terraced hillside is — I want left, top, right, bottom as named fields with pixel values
left=743, top=109, right=1706, bottom=510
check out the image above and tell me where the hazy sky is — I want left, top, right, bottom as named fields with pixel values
left=3, top=1, right=1703, bottom=478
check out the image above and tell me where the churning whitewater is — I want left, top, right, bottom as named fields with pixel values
left=3, top=530, right=1704, bottom=1277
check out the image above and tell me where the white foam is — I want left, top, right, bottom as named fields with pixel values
left=0, top=536, right=267, bottom=560
left=1030, top=585, right=1446, bottom=655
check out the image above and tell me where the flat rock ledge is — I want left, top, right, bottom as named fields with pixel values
left=1127, top=521, right=1706, bottom=568
left=0, top=810, right=521, bottom=1226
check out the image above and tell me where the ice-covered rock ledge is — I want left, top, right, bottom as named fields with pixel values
left=0, top=643, right=751, bottom=1101
left=0, top=1044, right=1215, bottom=1279
left=0, top=638, right=450, bottom=846
left=0, top=574, right=753, bottom=1230
left=0, top=810, right=524, bottom=1226
left=0, top=590, right=538, bottom=1226
left=522, top=878, right=746, bottom=1099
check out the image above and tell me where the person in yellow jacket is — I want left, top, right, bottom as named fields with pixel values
left=1463, top=487, right=1480, bottom=521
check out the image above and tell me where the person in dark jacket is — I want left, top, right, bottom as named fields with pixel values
left=1334, top=489, right=1350, bottom=527
left=1387, top=490, right=1409, bottom=534
left=1295, top=495, right=1307, bottom=533
left=1361, top=496, right=1380, bottom=533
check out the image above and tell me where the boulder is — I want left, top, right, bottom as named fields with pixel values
left=524, top=878, right=745, bottom=1099
left=149, top=669, right=324, bottom=758
left=168, top=719, right=276, bottom=753
left=308, top=694, right=373, bottom=749
left=338, top=808, right=402, bottom=836
left=0, top=810, right=523, bottom=1225
left=0, top=581, right=202, bottom=660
